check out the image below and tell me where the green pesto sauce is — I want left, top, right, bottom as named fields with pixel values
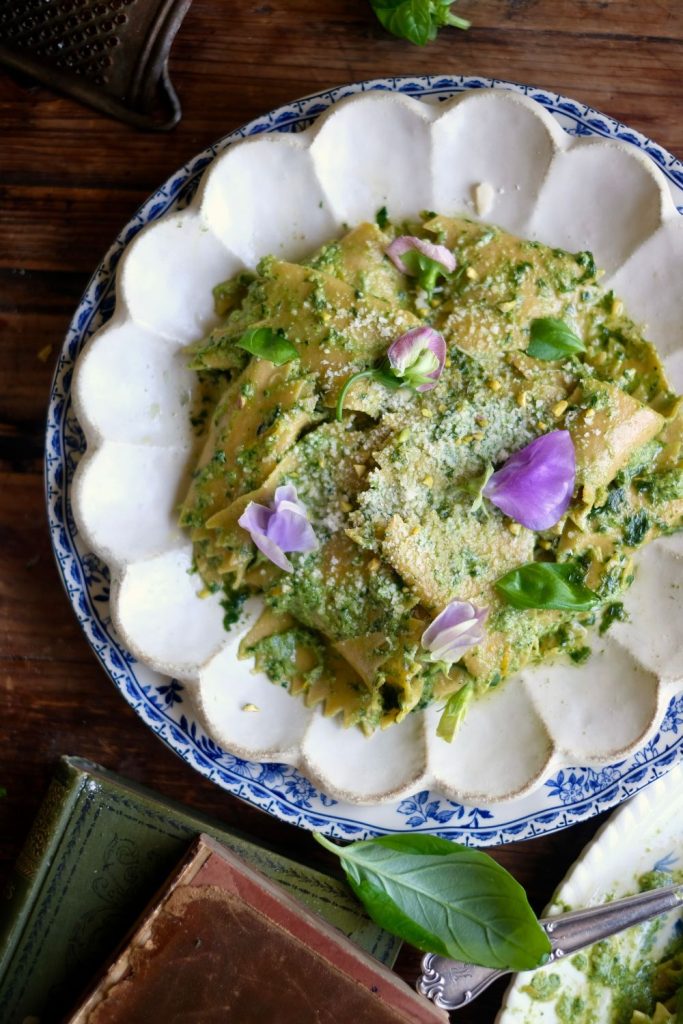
left=182, top=211, right=682, bottom=735
left=245, top=627, right=325, bottom=689
left=220, top=585, right=248, bottom=630
left=600, top=601, right=628, bottom=635
left=524, top=872, right=683, bottom=1024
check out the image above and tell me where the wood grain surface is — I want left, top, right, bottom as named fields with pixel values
left=1, top=2, right=682, bottom=1020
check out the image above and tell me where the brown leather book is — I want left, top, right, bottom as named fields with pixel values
left=65, top=834, right=447, bottom=1024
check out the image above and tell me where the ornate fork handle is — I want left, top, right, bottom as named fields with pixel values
left=417, top=882, right=683, bottom=1011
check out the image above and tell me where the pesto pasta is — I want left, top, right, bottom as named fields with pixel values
left=180, top=214, right=682, bottom=738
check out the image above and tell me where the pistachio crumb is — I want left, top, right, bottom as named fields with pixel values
left=353, top=464, right=366, bottom=477
left=340, top=500, right=353, bottom=513
left=421, top=407, right=433, bottom=418
left=465, top=266, right=479, bottom=281
left=537, top=420, right=548, bottom=431
left=423, top=475, right=434, bottom=487
left=516, top=390, right=528, bottom=408
left=553, top=400, right=569, bottom=418
left=487, top=379, right=502, bottom=392
left=507, top=522, right=521, bottom=536
left=242, top=703, right=260, bottom=712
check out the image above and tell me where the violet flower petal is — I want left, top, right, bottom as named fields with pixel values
left=267, top=506, right=318, bottom=554
left=273, top=483, right=305, bottom=514
left=250, top=530, right=294, bottom=573
left=482, top=430, right=576, bottom=531
left=387, top=327, right=447, bottom=391
left=238, top=484, right=317, bottom=573
left=387, top=236, right=456, bottom=275
left=421, top=601, right=488, bottom=664
left=238, top=501, right=271, bottom=538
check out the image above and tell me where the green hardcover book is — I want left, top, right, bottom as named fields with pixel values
left=0, top=756, right=400, bottom=1024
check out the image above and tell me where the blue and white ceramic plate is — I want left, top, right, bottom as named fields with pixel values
left=47, top=76, right=683, bottom=842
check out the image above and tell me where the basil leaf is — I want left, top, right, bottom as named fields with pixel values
left=236, top=327, right=299, bottom=366
left=376, top=205, right=389, bottom=230
left=437, top=681, right=473, bottom=742
left=370, top=0, right=433, bottom=45
left=526, top=318, right=586, bottom=360
left=314, top=833, right=551, bottom=971
left=496, top=561, right=599, bottom=611
left=369, top=0, right=469, bottom=43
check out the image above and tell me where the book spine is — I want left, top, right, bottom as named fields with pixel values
left=0, top=759, right=84, bottom=980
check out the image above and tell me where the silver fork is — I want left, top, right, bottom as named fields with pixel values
left=417, top=882, right=683, bottom=1011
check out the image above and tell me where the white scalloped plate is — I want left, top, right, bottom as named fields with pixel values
left=499, top=763, right=683, bottom=1022
left=47, top=76, right=683, bottom=842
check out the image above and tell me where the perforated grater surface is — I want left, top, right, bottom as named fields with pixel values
left=0, top=0, right=193, bottom=129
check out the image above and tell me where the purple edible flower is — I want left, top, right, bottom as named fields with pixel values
left=386, top=236, right=456, bottom=276
left=387, top=327, right=446, bottom=392
left=238, top=484, right=317, bottom=573
left=482, top=430, right=576, bottom=531
left=421, top=600, right=488, bottom=664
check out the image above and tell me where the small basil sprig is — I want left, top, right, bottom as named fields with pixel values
left=526, top=318, right=586, bottom=361
left=496, top=561, right=599, bottom=611
left=369, top=0, right=470, bottom=46
left=236, top=327, right=299, bottom=366
left=314, top=832, right=550, bottom=971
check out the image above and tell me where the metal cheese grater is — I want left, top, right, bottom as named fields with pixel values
left=0, top=0, right=193, bottom=129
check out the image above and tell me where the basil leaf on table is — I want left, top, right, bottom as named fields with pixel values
left=369, top=0, right=470, bottom=47
left=314, top=833, right=550, bottom=971
left=496, top=561, right=599, bottom=611
left=526, top=317, right=586, bottom=360
left=236, top=327, right=299, bottom=366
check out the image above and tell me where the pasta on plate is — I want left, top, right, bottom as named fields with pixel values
left=179, top=214, right=682, bottom=739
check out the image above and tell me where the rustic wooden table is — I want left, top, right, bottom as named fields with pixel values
left=1, top=2, right=682, bottom=1020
